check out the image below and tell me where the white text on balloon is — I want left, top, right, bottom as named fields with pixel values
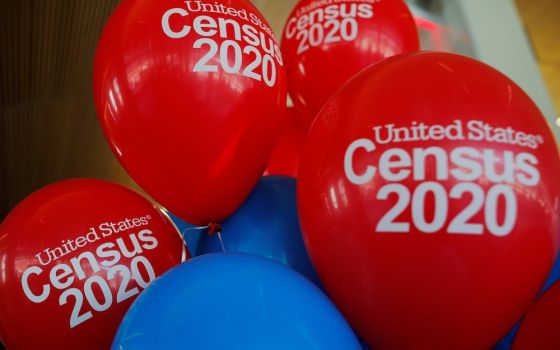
left=344, top=120, right=544, bottom=237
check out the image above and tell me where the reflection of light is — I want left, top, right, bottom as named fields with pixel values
left=297, top=62, right=305, bottom=75
left=103, top=79, right=124, bottom=125
left=438, top=62, right=453, bottom=73
left=127, top=58, right=153, bottom=91
left=108, top=90, right=118, bottom=116
left=337, top=179, right=349, bottom=208
left=556, top=117, right=560, bottom=128
left=329, top=186, right=339, bottom=209
left=507, top=84, right=513, bottom=109
left=1, top=254, right=6, bottom=283
left=113, top=144, right=123, bottom=157
left=113, top=78, right=124, bottom=107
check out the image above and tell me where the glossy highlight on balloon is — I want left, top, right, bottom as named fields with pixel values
left=94, top=0, right=287, bottom=225
left=0, top=179, right=187, bottom=350
left=112, top=254, right=361, bottom=350
left=297, top=52, right=560, bottom=349
left=282, top=0, right=419, bottom=122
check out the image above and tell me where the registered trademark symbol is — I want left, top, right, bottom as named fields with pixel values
left=146, top=215, right=151, bottom=220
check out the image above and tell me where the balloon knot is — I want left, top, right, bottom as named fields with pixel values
left=207, top=223, right=223, bottom=236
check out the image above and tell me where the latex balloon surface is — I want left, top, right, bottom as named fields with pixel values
left=94, top=0, right=287, bottom=225
left=198, top=176, right=319, bottom=284
left=493, top=254, right=560, bottom=350
left=542, top=251, right=560, bottom=292
left=266, top=108, right=309, bottom=177
left=0, top=179, right=187, bottom=350
left=112, top=254, right=361, bottom=350
left=297, top=52, right=560, bottom=349
left=282, top=0, right=419, bottom=122
left=512, top=281, right=560, bottom=350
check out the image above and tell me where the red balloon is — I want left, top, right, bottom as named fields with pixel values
left=513, top=281, right=560, bottom=350
left=94, top=0, right=287, bottom=225
left=297, top=52, right=560, bottom=349
left=265, top=107, right=309, bottom=177
left=0, top=179, right=187, bottom=350
left=281, top=0, right=419, bottom=122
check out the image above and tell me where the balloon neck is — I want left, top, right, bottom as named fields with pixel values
left=207, top=223, right=223, bottom=236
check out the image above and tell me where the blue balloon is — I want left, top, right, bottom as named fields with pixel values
left=113, top=253, right=361, bottom=350
left=198, top=176, right=320, bottom=284
left=166, top=211, right=205, bottom=255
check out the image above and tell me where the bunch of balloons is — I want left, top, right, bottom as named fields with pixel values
left=2, top=0, right=560, bottom=349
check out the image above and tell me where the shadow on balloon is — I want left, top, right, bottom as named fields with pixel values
left=112, top=254, right=361, bottom=350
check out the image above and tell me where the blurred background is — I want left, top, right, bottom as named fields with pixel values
left=1, top=0, right=559, bottom=219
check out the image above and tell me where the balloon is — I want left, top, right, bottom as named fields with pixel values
left=493, top=254, right=560, bottom=349
left=281, top=0, right=419, bottom=122
left=512, top=281, right=560, bottom=350
left=543, top=252, right=560, bottom=291
left=0, top=179, right=188, bottom=350
left=297, top=52, right=560, bottom=349
left=266, top=107, right=309, bottom=177
left=198, top=176, right=319, bottom=284
left=94, top=0, right=287, bottom=225
left=166, top=211, right=205, bottom=255
left=112, top=253, right=361, bottom=350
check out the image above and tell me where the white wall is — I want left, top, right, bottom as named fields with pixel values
left=444, top=0, right=559, bottom=141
